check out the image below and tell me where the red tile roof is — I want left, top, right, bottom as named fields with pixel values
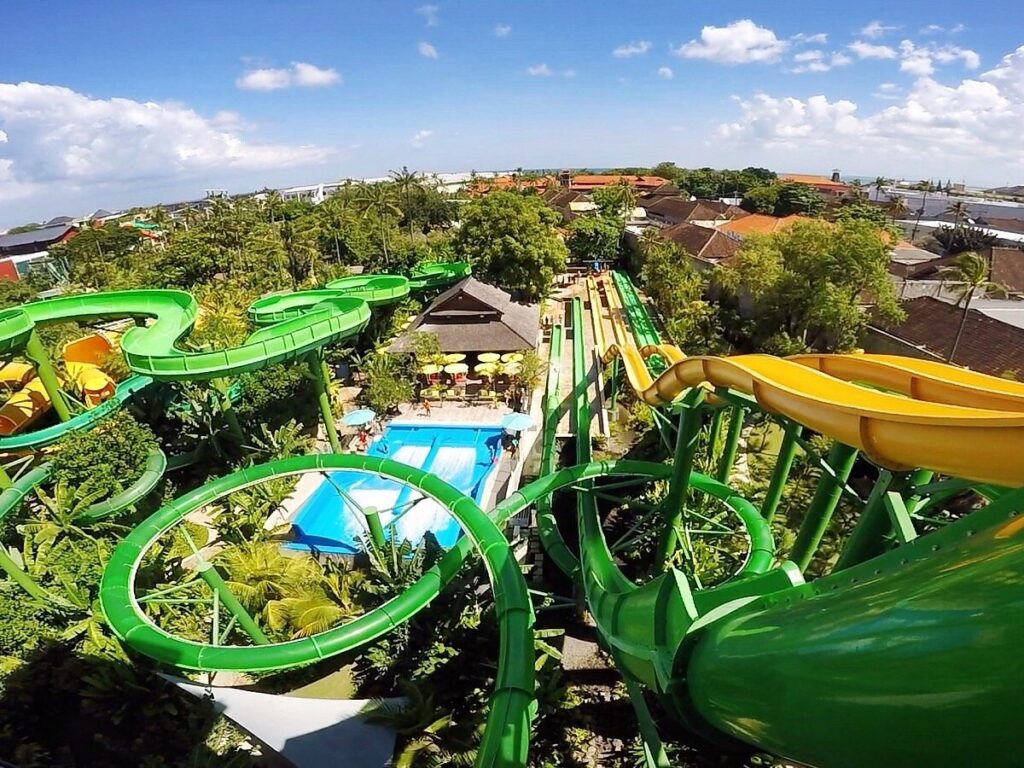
left=569, top=174, right=669, bottom=191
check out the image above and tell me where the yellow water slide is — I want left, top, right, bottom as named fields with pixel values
left=63, top=334, right=117, bottom=407
left=0, top=334, right=118, bottom=436
left=598, top=275, right=1024, bottom=487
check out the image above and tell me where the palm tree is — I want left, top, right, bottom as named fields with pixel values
left=355, top=183, right=403, bottom=265
left=938, top=251, right=1004, bottom=363
left=872, top=176, right=891, bottom=201
left=910, top=182, right=932, bottom=241
left=279, top=218, right=319, bottom=289
left=389, top=166, right=423, bottom=239
left=945, top=200, right=970, bottom=228
left=888, top=194, right=910, bottom=223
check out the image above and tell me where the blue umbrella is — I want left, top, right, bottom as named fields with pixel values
left=501, top=412, right=533, bottom=431
left=341, top=408, right=377, bottom=427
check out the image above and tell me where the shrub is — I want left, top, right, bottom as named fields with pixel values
left=50, top=411, right=159, bottom=499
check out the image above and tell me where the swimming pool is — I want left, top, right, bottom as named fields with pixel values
left=288, top=423, right=504, bottom=554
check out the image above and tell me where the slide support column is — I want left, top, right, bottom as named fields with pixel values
left=790, top=442, right=859, bottom=572
left=760, top=421, right=801, bottom=522
left=715, top=405, right=744, bottom=485
left=656, top=392, right=704, bottom=570
left=197, top=561, right=270, bottom=645
left=609, top=357, right=619, bottom=412
left=308, top=351, right=341, bottom=453
left=212, top=378, right=244, bottom=444
left=24, top=330, right=71, bottom=422
left=834, top=468, right=932, bottom=570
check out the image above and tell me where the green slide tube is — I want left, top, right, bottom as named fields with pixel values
left=684, top=484, right=1024, bottom=768
left=0, top=262, right=469, bottom=453
left=100, top=452, right=535, bottom=768
left=533, top=322, right=580, bottom=579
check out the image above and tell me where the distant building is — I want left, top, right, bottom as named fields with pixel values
left=717, top=214, right=803, bottom=239
left=659, top=223, right=742, bottom=269
left=568, top=174, right=669, bottom=192
left=779, top=172, right=851, bottom=199
left=642, top=198, right=745, bottom=229
left=0, top=224, right=76, bottom=258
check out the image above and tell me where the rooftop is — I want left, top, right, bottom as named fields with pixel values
left=879, top=296, right=1024, bottom=376
left=718, top=213, right=803, bottom=237
left=392, top=277, right=540, bottom=354
left=0, top=224, right=75, bottom=252
left=780, top=173, right=851, bottom=190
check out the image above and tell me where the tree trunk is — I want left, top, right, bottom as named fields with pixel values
left=947, top=288, right=974, bottom=363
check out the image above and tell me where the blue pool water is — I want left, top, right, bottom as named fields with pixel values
left=288, top=424, right=504, bottom=554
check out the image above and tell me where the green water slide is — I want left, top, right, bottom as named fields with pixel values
left=0, top=262, right=470, bottom=452
left=611, top=270, right=661, bottom=348
left=101, top=452, right=537, bottom=767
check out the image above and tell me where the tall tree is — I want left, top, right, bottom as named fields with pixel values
left=938, top=251, right=1004, bottom=362
left=565, top=215, right=622, bottom=265
left=718, top=219, right=902, bottom=353
left=390, top=166, right=423, bottom=239
left=591, top=181, right=637, bottom=221
left=872, top=176, right=891, bottom=200
left=356, top=183, right=403, bottom=265
left=453, top=191, right=567, bottom=300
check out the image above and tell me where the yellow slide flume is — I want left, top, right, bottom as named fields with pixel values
left=0, top=334, right=118, bottom=436
left=596, top=276, right=1024, bottom=487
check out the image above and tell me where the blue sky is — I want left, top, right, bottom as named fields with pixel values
left=2, top=0, right=1023, bottom=226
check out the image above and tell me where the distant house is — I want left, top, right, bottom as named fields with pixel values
left=568, top=175, right=669, bottom=192
left=45, top=216, right=75, bottom=226
left=779, top=172, right=851, bottom=199
left=0, top=224, right=76, bottom=258
left=864, top=296, right=1024, bottom=377
left=643, top=198, right=745, bottom=228
left=717, top=214, right=803, bottom=239
left=636, top=182, right=682, bottom=203
left=89, top=209, right=125, bottom=224
left=659, top=223, right=742, bottom=269
left=391, top=277, right=540, bottom=354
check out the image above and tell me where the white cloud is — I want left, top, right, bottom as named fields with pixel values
left=657, top=66, right=674, bottom=79
left=673, top=19, right=789, bottom=64
left=410, top=129, right=434, bottom=148
left=789, top=50, right=853, bottom=74
left=494, top=24, right=511, bottom=38
left=794, top=50, right=823, bottom=63
left=873, top=82, right=903, bottom=99
left=898, top=40, right=981, bottom=76
left=899, top=41, right=935, bottom=75
left=236, top=68, right=291, bottom=91
left=920, top=23, right=966, bottom=35
left=612, top=40, right=651, bottom=58
left=0, top=81, right=332, bottom=203
left=236, top=62, right=340, bottom=90
left=717, top=45, right=1024, bottom=175
left=792, top=32, right=828, bottom=45
left=418, top=42, right=439, bottom=59
left=527, top=64, right=552, bottom=77
left=849, top=41, right=897, bottom=60
left=290, top=62, right=341, bottom=87
left=860, top=20, right=900, bottom=38
left=562, top=69, right=577, bottom=78
left=416, top=4, right=439, bottom=27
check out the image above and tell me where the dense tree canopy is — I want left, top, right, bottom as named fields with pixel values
left=453, top=190, right=567, bottom=300
left=565, top=215, right=622, bottom=265
left=718, top=219, right=902, bottom=353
